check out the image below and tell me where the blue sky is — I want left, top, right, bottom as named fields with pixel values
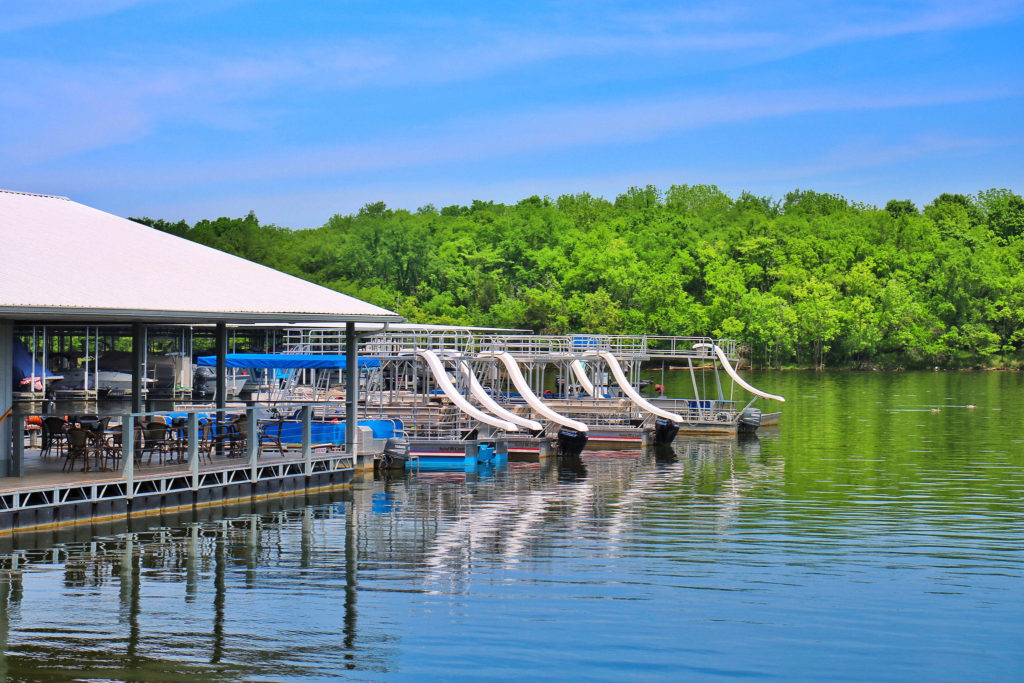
left=1, top=0, right=1022, bottom=227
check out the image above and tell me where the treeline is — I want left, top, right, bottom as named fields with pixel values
left=133, top=185, right=1024, bottom=369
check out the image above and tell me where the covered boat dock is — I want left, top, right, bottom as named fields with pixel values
left=0, top=189, right=403, bottom=533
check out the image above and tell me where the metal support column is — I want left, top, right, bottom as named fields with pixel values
left=345, top=322, right=359, bottom=457
left=215, top=323, right=227, bottom=413
left=215, top=323, right=227, bottom=458
left=0, top=320, right=13, bottom=477
left=131, top=323, right=146, bottom=416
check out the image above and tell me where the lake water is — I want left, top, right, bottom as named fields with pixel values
left=1, top=371, right=1022, bottom=681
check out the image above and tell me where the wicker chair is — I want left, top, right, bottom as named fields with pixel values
left=257, top=416, right=287, bottom=456
left=139, top=421, right=173, bottom=466
left=41, top=417, right=68, bottom=458
left=64, top=427, right=102, bottom=472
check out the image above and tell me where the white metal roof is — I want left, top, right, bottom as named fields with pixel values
left=0, top=190, right=403, bottom=324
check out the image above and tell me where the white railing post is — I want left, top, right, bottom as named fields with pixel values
left=301, top=404, right=312, bottom=476
left=247, top=406, right=258, bottom=481
left=188, top=412, right=199, bottom=490
left=123, top=418, right=135, bottom=498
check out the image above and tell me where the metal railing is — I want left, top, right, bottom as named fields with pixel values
left=642, top=336, right=739, bottom=361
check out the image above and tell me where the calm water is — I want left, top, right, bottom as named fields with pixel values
left=2, top=371, right=1023, bottom=681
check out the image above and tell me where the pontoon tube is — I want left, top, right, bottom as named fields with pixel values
left=492, top=352, right=589, bottom=433
left=458, top=360, right=543, bottom=432
left=596, top=351, right=684, bottom=422
left=416, top=350, right=519, bottom=432
left=693, top=343, right=785, bottom=402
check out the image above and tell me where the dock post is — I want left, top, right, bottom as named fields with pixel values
left=302, top=405, right=312, bottom=476
left=10, top=407, right=24, bottom=478
left=188, top=412, right=199, bottom=490
left=345, top=322, right=359, bottom=459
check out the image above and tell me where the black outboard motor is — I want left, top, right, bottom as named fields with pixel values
left=556, top=427, right=588, bottom=458
left=653, top=417, right=679, bottom=446
left=193, top=366, right=213, bottom=399
left=738, top=407, right=762, bottom=433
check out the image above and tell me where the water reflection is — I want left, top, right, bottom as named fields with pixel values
left=0, top=436, right=779, bottom=679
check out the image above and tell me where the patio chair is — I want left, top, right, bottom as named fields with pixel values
left=139, top=421, right=173, bottom=466
left=41, top=417, right=68, bottom=458
left=200, top=417, right=236, bottom=460
left=228, top=413, right=248, bottom=457
left=101, top=428, right=142, bottom=471
left=64, top=427, right=102, bottom=472
left=257, top=415, right=287, bottom=456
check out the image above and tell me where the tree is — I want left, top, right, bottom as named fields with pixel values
left=884, top=199, right=917, bottom=219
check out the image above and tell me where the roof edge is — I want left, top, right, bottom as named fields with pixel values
left=0, top=188, right=70, bottom=200
left=0, top=306, right=405, bottom=325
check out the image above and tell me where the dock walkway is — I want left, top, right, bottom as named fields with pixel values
left=0, top=440, right=354, bottom=535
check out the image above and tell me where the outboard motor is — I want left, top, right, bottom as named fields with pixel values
left=653, top=417, right=679, bottom=446
left=556, top=427, right=588, bottom=458
left=193, top=366, right=213, bottom=399
left=738, top=407, right=762, bottom=433
left=380, top=437, right=410, bottom=470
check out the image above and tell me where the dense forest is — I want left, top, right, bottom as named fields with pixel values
left=133, top=185, right=1024, bottom=369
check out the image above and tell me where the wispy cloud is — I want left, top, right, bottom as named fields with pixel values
left=4, top=1, right=1021, bottom=163
left=14, top=83, right=1016, bottom=194
left=0, top=0, right=156, bottom=33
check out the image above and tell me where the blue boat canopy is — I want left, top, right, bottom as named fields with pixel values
left=196, top=354, right=380, bottom=369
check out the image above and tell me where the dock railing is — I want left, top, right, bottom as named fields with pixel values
left=642, top=336, right=739, bottom=362
left=0, top=402, right=369, bottom=525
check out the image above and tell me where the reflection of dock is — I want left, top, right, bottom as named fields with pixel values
left=0, top=489, right=382, bottom=678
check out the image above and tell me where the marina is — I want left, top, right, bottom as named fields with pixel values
left=1, top=191, right=786, bottom=535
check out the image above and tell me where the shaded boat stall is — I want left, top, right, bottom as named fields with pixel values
left=1, top=189, right=402, bottom=534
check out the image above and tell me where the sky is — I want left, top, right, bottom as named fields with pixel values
left=1, top=0, right=1022, bottom=228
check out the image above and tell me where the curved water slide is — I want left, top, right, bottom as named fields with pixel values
left=569, top=359, right=599, bottom=398
left=492, top=352, right=588, bottom=433
left=596, top=350, right=684, bottom=422
left=416, top=350, right=519, bottom=432
left=693, top=343, right=785, bottom=402
left=457, top=360, right=543, bottom=432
